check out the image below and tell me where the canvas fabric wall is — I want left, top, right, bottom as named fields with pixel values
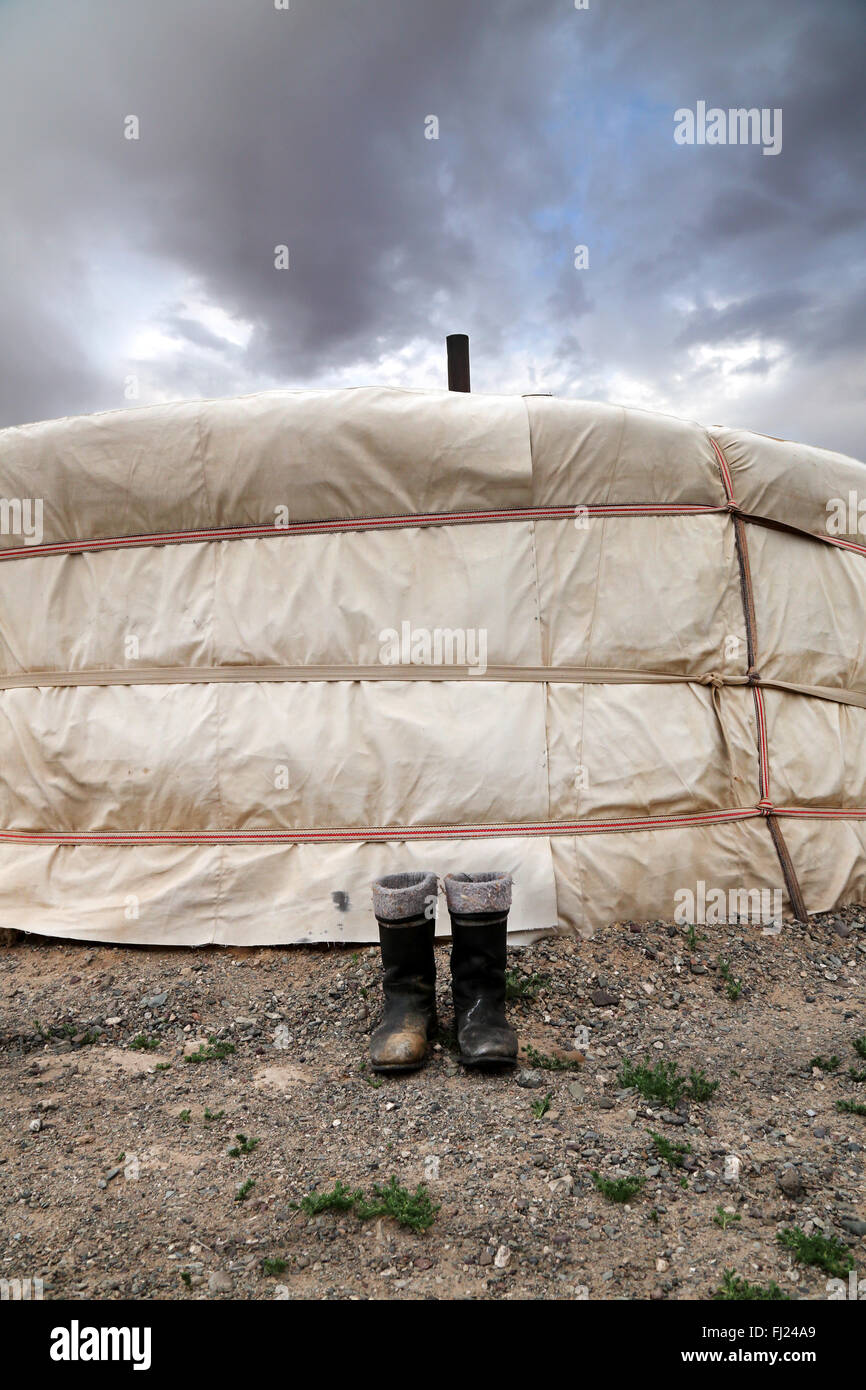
left=0, top=387, right=864, bottom=944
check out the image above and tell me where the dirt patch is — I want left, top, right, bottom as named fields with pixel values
left=253, top=1065, right=315, bottom=1091
left=80, top=1047, right=164, bottom=1077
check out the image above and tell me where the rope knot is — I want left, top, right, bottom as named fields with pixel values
left=757, top=799, right=774, bottom=815
left=699, top=671, right=726, bottom=689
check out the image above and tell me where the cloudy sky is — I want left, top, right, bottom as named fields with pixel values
left=1, top=0, right=864, bottom=456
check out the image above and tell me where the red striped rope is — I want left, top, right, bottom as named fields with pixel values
left=4, top=802, right=863, bottom=844
left=709, top=437, right=736, bottom=502
left=0, top=807, right=763, bottom=845
left=0, top=503, right=730, bottom=562
left=752, top=685, right=771, bottom=802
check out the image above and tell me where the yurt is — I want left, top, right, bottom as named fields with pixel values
left=0, top=382, right=864, bottom=945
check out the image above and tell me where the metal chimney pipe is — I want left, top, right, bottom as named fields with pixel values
left=446, top=334, right=470, bottom=392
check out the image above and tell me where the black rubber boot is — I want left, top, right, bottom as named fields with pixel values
left=444, top=872, right=517, bottom=1067
left=370, top=871, right=438, bottom=1073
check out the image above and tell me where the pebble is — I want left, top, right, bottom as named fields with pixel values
left=208, top=1271, right=233, bottom=1294
left=516, top=1070, right=547, bottom=1090
left=589, top=989, right=619, bottom=1007
left=778, top=1167, right=805, bottom=1199
left=548, top=1175, right=574, bottom=1196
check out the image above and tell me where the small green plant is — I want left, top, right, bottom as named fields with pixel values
left=505, top=970, right=546, bottom=1002
left=234, top=1178, right=256, bottom=1204
left=180, top=1270, right=192, bottom=1289
left=358, top=1061, right=383, bottom=1089
left=185, top=1036, right=236, bottom=1064
left=294, top=1177, right=439, bottom=1232
left=178, top=1109, right=191, bottom=1124
left=129, top=1034, right=160, bottom=1052
left=523, top=1044, right=579, bottom=1072
left=848, top=1068, right=866, bottom=1083
left=204, top=1107, right=224, bottom=1121
left=717, top=957, right=743, bottom=1001
left=228, top=1134, right=261, bottom=1156
left=262, top=1257, right=288, bottom=1276
left=837, top=1099, right=866, bottom=1116
left=713, top=1205, right=741, bottom=1231
left=649, top=1208, right=659, bottom=1224
left=296, top=1180, right=362, bottom=1216
left=853, top=1035, right=866, bottom=1060
left=810, top=1054, right=840, bottom=1073
left=714, top=1269, right=788, bottom=1301
left=154, top=1062, right=172, bottom=1072
left=649, top=1129, right=692, bottom=1169
left=620, top=1057, right=680, bottom=1103
left=39, top=1021, right=98, bottom=1043
left=777, top=1226, right=854, bottom=1278
left=685, top=924, right=703, bottom=951
left=353, top=1177, right=439, bottom=1233
left=618, top=1057, right=718, bottom=1106
left=687, top=1067, right=719, bottom=1103
left=531, top=1092, right=552, bottom=1119
left=591, top=1170, right=645, bottom=1203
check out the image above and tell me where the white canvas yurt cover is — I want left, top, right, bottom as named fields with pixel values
left=0, top=387, right=865, bottom=945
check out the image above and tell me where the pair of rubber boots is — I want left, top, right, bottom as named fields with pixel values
left=370, top=870, right=517, bottom=1072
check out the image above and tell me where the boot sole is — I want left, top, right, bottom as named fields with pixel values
left=370, top=1061, right=427, bottom=1074
left=458, top=1054, right=517, bottom=1069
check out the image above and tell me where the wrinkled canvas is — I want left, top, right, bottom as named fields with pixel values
left=0, top=387, right=864, bottom=943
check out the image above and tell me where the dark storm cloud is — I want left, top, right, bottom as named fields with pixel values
left=0, top=0, right=863, bottom=456
left=674, top=290, right=811, bottom=349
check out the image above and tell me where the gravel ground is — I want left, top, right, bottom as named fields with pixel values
left=1, top=907, right=865, bottom=1302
